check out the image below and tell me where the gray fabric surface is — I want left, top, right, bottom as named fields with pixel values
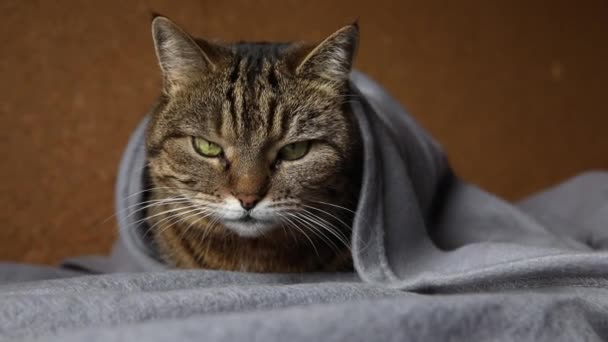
left=2, top=271, right=608, bottom=342
left=1, top=71, right=607, bottom=341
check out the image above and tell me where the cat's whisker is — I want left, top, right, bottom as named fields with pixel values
left=301, top=211, right=351, bottom=245
left=127, top=196, right=188, bottom=210
left=123, top=186, right=196, bottom=201
left=278, top=213, right=319, bottom=256
left=280, top=217, right=300, bottom=246
left=117, top=205, right=181, bottom=233
left=143, top=205, right=200, bottom=229
left=124, top=202, right=191, bottom=229
left=298, top=211, right=351, bottom=251
left=191, top=213, right=221, bottom=265
left=144, top=206, right=203, bottom=238
left=301, top=204, right=353, bottom=231
left=204, top=215, right=221, bottom=241
left=176, top=204, right=218, bottom=243
left=309, top=200, right=357, bottom=214
left=109, top=195, right=191, bottom=222
left=179, top=208, right=216, bottom=240
left=143, top=210, right=189, bottom=238
left=158, top=209, right=206, bottom=240
left=300, top=210, right=352, bottom=251
left=130, top=204, right=198, bottom=229
left=93, top=195, right=190, bottom=231
left=308, top=199, right=377, bottom=250
left=286, top=212, right=340, bottom=254
left=277, top=222, right=290, bottom=245
left=123, top=197, right=192, bottom=220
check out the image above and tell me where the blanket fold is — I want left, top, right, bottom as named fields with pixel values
left=351, top=71, right=608, bottom=291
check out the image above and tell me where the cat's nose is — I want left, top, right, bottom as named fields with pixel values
left=236, top=194, right=261, bottom=211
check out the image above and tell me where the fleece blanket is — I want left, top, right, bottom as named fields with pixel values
left=1, top=71, right=607, bottom=341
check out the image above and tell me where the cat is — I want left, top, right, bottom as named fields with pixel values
left=144, top=16, right=363, bottom=272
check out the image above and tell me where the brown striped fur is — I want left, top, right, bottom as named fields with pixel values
left=145, top=16, right=362, bottom=272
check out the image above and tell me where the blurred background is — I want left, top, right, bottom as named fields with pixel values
left=1, top=0, right=607, bottom=265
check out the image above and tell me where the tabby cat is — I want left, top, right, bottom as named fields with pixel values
left=145, top=16, right=363, bottom=272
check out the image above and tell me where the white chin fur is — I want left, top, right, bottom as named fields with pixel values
left=222, top=219, right=277, bottom=238
left=216, top=198, right=280, bottom=237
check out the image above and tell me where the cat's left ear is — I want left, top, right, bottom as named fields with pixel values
left=151, top=16, right=227, bottom=92
left=288, top=23, right=359, bottom=83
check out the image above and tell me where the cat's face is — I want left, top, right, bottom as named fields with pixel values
left=146, top=17, right=361, bottom=239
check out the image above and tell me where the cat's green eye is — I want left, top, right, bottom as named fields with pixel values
left=192, top=137, right=223, bottom=157
left=278, top=141, right=311, bottom=161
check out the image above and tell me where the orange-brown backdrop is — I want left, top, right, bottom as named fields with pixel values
left=1, top=1, right=607, bottom=265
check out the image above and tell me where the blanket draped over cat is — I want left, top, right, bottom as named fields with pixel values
left=56, top=70, right=608, bottom=292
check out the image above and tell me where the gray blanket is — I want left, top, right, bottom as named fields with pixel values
left=2, top=72, right=607, bottom=341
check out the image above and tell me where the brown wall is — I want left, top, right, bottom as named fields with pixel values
left=1, top=0, right=607, bottom=265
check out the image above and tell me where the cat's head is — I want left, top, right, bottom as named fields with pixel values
left=146, top=16, right=362, bottom=239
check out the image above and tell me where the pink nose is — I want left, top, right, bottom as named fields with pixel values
left=235, top=194, right=261, bottom=210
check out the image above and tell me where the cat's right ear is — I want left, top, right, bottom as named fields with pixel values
left=151, top=16, right=225, bottom=93
left=286, top=23, right=359, bottom=84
